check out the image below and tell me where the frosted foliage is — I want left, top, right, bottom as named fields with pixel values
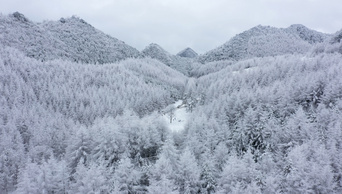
left=70, top=162, right=108, bottom=193
left=177, top=148, right=201, bottom=193
left=16, top=157, right=69, bottom=194
left=148, top=175, right=178, bottom=194
left=218, top=151, right=261, bottom=193
left=247, top=33, right=311, bottom=57
left=2, top=13, right=342, bottom=193
left=284, top=142, right=335, bottom=193
left=112, top=157, right=142, bottom=194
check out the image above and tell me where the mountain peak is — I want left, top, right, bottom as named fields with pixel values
left=177, top=47, right=198, bottom=58
left=142, top=43, right=171, bottom=56
left=142, top=43, right=172, bottom=64
left=288, top=24, right=307, bottom=29
left=145, top=43, right=166, bottom=51
left=11, top=12, right=29, bottom=23
left=58, top=16, right=90, bottom=26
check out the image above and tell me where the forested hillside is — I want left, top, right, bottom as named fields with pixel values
left=0, top=46, right=186, bottom=193
left=198, top=25, right=331, bottom=63
left=1, top=12, right=342, bottom=193
left=0, top=12, right=141, bottom=64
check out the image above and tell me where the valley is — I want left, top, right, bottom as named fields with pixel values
left=1, top=12, right=342, bottom=193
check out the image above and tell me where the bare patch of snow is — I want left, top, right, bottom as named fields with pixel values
left=162, top=100, right=189, bottom=132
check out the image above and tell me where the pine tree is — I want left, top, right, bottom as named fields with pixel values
left=218, top=151, right=261, bottom=193
left=16, top=161, right=41, bottom=194
left=112, top=156, right=142, bottom=194
left=66, top=126, right=93, bottom=175
left=177, top=147, right=201, bottom=193
left=0, top=122, right=25, bottom=193
left=285, top=142, right=335, bottom=194
left=148, top=137, right=179, bottom=192
left=70, top=160, right=108, bottom=194
left=199, top=153, right=217, bottom=194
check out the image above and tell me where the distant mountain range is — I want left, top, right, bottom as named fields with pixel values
left=142, top=43, right=195, bottom=75
left=1, top=12, right=341, bottom=70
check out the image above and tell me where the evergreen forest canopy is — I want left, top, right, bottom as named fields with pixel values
left=1, top=12, right=342, bottom=193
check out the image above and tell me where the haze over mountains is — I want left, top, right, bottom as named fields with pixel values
left=2, top=12, right=342, bottom=193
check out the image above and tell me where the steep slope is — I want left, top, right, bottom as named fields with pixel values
left=177, top=47, right=198, bottom=58
left=0, top=12, right=141, bottom=63
left=198, top=25, right=330, bottom=63
left=142, top=43, right=194, bottom=75
left=287, top=24, right=331, bottom=44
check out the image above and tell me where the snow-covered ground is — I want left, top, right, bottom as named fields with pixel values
left=162, top=100, right=189, bottom=132
left=232, top=66, right=259, bottom=75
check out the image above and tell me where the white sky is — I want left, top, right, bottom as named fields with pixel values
left=1, top=0, right=342, bottom=54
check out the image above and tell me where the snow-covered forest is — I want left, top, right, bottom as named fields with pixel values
left=2, top=12, right=342, bottom=193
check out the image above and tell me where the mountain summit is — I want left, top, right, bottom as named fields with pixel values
left=142, top=43, right=173, bottom=65
left=177, top=47, right=198, bottom=58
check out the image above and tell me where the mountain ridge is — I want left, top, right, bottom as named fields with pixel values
left=197, top=24, right=332, bottom=63
left=0, top=12, right=339, bottom=72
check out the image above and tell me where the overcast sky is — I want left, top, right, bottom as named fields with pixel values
left=2, top=0, right=342, bottom=54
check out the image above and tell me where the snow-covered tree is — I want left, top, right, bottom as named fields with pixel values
left=112, top=157, right=143, bottom=194
left=176, top=147, right=201, bottom=193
